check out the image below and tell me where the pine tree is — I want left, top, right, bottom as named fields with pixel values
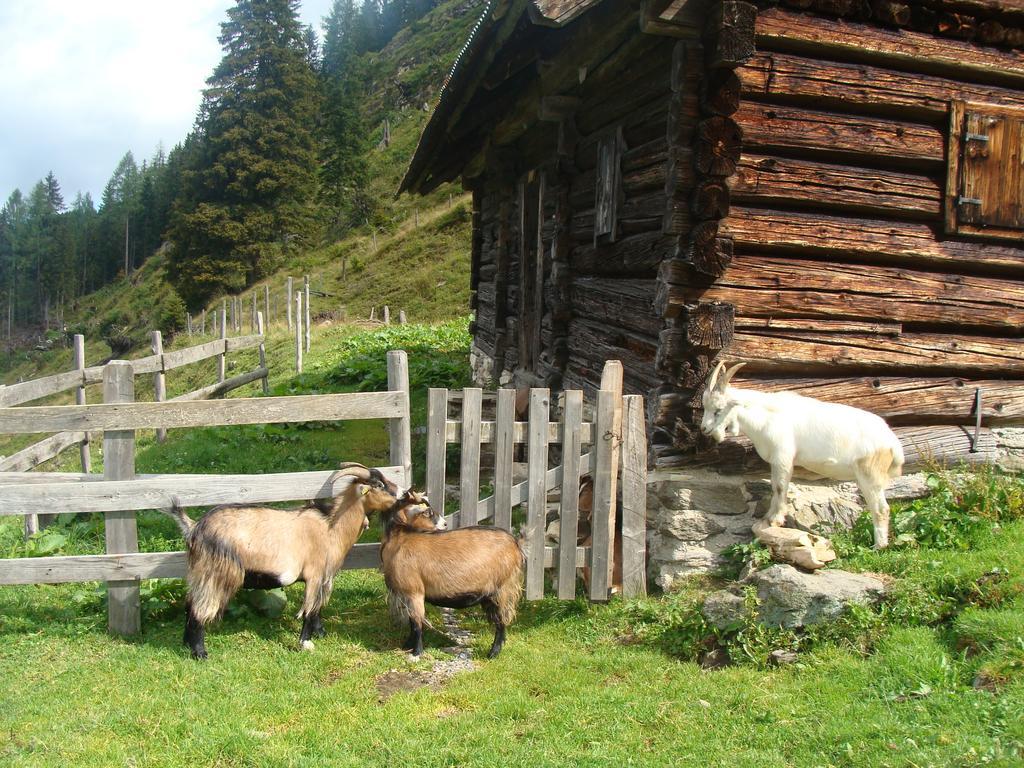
left=320, top=0, right=369, bottom=234
left=167, top=0, right=321, bottom=307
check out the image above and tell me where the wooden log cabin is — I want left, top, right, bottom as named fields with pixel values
left=401, top=0, right=1024, bottom=471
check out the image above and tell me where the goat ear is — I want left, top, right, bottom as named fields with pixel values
left=707, top=360, right=726, bottom=392
left=723, top=362, right=746, bottom=387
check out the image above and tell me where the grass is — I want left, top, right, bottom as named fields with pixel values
left=2, top=317, right=1023, bottom=766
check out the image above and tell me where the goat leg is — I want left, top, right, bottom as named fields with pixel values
left=184, top=600, right=208, bottom=660
left=766, top=461, right=793, bottom=527
left=483, top=598, right=506, bottom=658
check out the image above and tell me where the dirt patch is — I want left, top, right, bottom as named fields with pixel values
left=375, top=656, right=477, bottom=702
left=375, top=607, right=477, bottom=702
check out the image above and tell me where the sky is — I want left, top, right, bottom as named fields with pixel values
left=0, top=0, right=334, bottom=206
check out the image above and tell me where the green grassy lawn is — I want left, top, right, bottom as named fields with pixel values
left=2, top=319, right=1023, bottom=767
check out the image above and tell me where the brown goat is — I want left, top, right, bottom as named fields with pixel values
left=165, top=463, right=401, bottom=659
left=380, top=497, right=523, bottom=658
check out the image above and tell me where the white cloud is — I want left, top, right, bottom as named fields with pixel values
left=0, top=0, right=333, bottom=203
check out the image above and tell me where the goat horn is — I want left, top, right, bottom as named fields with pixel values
left=707, top=360, right=726, bottom=392
left=329, top=462, right=372, bottom=484
left=723, top=362, right=746, bottom=386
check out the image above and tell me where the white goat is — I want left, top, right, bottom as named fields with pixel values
left=700, top=361, right=905, bottom=548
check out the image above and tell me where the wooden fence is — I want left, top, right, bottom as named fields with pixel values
left=0, top=350, right=411, bottom=635
left=0, top=324, right=269, bottom=487
left=426, top=362, right=648, bottom=601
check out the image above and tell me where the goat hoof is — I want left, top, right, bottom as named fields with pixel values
left=300, top=640, right=315, bottom=652
left=191, top=650, right=208, bottom=661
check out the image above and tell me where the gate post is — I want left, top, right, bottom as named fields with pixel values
left=104, top=361, right=140, bottom=635
left=386, top=350, right=412, bottom=489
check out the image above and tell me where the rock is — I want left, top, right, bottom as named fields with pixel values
left=701, top=590, right=747, bottom=631
left=661, top=511, right=726, bottom=541
left=768, top=649, right=799, bottom=667
left=746, top=564, right=887, bottom=629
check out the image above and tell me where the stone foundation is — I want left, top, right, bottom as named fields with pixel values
left=648, top=426, right=1024, bottom=590
left=468, top=344, right=495, bottom=386
left=647, top=469, right=933, bottom=590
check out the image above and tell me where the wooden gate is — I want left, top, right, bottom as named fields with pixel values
left=425, top=363, right=647, bottom=601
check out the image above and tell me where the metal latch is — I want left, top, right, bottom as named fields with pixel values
left=958, top=197, right=983, bottom=206
left=970, top=387, right=983, bottom=453
left=964, top=132, right=990, bottom=142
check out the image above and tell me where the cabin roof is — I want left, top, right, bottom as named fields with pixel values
left=400, top=0, right=603, bottom=194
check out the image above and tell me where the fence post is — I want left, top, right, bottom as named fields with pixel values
left=74, top=334, right=91, bottom=473
left=287, top=277, right=293, bottom=330
left=621, top=395, right=647, bottom=597
left=525, top=388, right=550, bottom=600
left=201, top=309, right=206, bottom=335
left=493, top=388, right=515, bottom=533
left=426, top=388, right=447, bottom=522
left=151, top=330, right=167, bottom=443
left=295, top=291, right=303, bottom=373
left=104, top=361, right=141, bottom=636
left=264, top=285, right=270, bottom=331
left=398, top=309, right=407, bottom=325
left=557, top=389, right=583, bottom=599
left=219, top=303, right=227, bottom=383
left=589, top=389, right=615, bottom=602
left=256, top=311, right=270, bottom=395
left=383, top=305, right=390, bottom=325
left=187, top=313, right=192, bottom=337
left=600, top=360, right=623, bottom=587
left=459, top=388, right=482, bottom=527
left=251, top=291, right=257, bottom=332
left=304, top=276, right=311, bottom=353
left=386, top=350, right=412, bottom=489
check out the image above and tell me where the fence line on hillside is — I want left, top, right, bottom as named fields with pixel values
left=0, top=322, right=270, bottom=535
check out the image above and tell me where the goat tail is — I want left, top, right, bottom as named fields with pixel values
left=495, top=557, right=525, bottom=627
left=162, top=497, right=195, bottom=538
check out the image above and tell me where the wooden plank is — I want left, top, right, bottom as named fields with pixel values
left=161, top=339, right=226, bottom=371
left=756, top=6, right=1024, bottom=87
left=493, top=389, right=516, bottom=532
left=0, top=430, right=87, bottom=473
left=219, top=303, right=227, bottom=382
left=103, top=361, right=140, bottom=637
left=386, top=351, right=412, bottom=489
left=444, top=419, right=596, bottom=445
left=738, top=51, right=1024, bottom=122
left=741, top=376, right=1024, bottom=426
left=525, top=389, right=550, bottom=601
left=730, top=153, right=943, bottom=218
left=589, top=390, right=614, bottom=602
left=0, top=391, right=405, bottom=434
left=224, top=334, right=263, bottom=353
left=459, top=388, right=483, bottom=527
left=662, top=254, right=1024, bottom=333
left=426, top=389, right=448, bottom=520
left=74, top=334, right=91, bottom=473
left=0, top=369, right=86, bottom=407
left=152, top=331, right=167, bottom=443
left=729, top=330, right=1024, bottom=376
left=734, top=318, right=902, bottom=335
left=600, top=362, right=623, bottom=588
left=0, top=467, right=407, bottom=516
left=720, top=206, right=1024, bottom=273
left=0, top=543, right=590, bottom=586
left=256, top=312, right=269, bottom=395
left=733, top=102, right=945, bottom=166
left=169, top=367, right=268, bottom=403
left=557, top=389, right=583, bottom=600
left=946, top=100, right=966, bottom=235
left=620, top=395, right=647, bottom=598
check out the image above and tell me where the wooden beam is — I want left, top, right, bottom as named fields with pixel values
left=719, top=206, right=1024, bottom=274
left=756, top=6, right=1024, bottom=87
left=0, top=392, right=405, bottom=435
left=730, top=153, right=942, bottom=218
left=705, top=0, right=757, bottom=68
